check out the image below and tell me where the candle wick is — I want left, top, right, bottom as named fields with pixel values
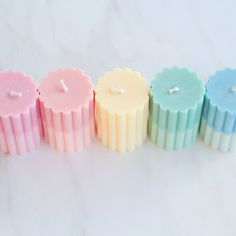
left=60, top=80, right=68, bottom=92
left=168, top=86, right=180, bottom=94
left=9, top=90, right=22, bottom=97
left=110, top=87, right=125, bottom=94
left=230, top=86, right=236, bottom=93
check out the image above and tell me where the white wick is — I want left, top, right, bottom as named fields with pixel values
left=230, top=86, right=236, bottom=93
left=168, top=86, right=180, bottom=94
left=60, top=79, right=68, bottom=92
left=9, top=90, right=22, bottom=97
left=110, top=86, right=125, bottom=94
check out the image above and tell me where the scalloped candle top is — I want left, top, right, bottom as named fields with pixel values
left=151, top=68, right=205, bottom=111
left=38, top=68, right=93, bottom=113
left=206, top=69, right=236, bottom=112
left=95, top=68, right=149, bottom=113
left=0, top=71, right=38, bottom=117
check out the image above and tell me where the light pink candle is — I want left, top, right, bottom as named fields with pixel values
left=38, top=68, right=95, bottom=152
left=0, top=71, right=42, bottom=155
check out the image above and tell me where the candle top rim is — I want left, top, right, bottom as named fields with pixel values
left=0, top=71, right=38, bottom=117
left=206, top=68, right=236, bottom=113
left=95, top=68, right=149, bottom=113
left=150, top=67, right=205, bottom=111
left=38, top=68, right=94, bottom=113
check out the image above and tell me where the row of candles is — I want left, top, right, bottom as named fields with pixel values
left=0, top=67, right=235, bottom=155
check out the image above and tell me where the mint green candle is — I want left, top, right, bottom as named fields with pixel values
left=149, top=67, right=205, bottom=150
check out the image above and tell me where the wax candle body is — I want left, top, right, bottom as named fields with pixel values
left=95, top=68, right=149, bottom=152
left=149, top=67, right=205, bottom=150
left=200, top=69, right=236, bottom=151
left=0, top=71, right=42, bottom=155
left=38, top=68, right=95, bottom=152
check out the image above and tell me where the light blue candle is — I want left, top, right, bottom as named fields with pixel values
left=149, top=67, right=205, bottom=150
left=200, top=69, right=236, bottom=151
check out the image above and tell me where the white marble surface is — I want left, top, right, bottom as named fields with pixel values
left=0, top=0, right=236, bottom=235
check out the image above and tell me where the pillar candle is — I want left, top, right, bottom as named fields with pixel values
left=149, top=67, right=205, bottom=150
left=0, top=71, right=42, bottom=155
left=95, top=68, right=149, bottom=152
left=200, top=69, right=236, bottom=151
left=38, top=68, right=95, bottom=152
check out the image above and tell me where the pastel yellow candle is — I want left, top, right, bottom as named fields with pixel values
left=95, top=68, right=149, bottom=152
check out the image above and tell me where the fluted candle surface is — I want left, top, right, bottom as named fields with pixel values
left=200, top=69, right=236, bottom=151
left=149, top=68, right=205, bottom=150
left=38, top=68, right=95, bottom=152
left=95, top=68, right=149, bottom=152
left=0, top=71, right=42, bottom=155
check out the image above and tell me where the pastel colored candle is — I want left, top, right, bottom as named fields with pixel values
left=200, top=69, right=236, bottom=151
left=95, top=68, right=149, bottom=152
left=0, top=71, right=42, bottom=155
left=149, top=67, right=205, bottom=150
left=38, top=68, right=95, bottom=152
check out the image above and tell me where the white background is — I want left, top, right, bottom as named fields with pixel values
left=0, top=0, right=236, bottom=235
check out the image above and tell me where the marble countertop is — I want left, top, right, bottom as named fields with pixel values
left=0, top=0, right=236, bottom=235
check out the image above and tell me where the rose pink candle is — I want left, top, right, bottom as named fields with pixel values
left=38, top=68, right=95, bottom=152
left=0, top=71, right=42, bottom=155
